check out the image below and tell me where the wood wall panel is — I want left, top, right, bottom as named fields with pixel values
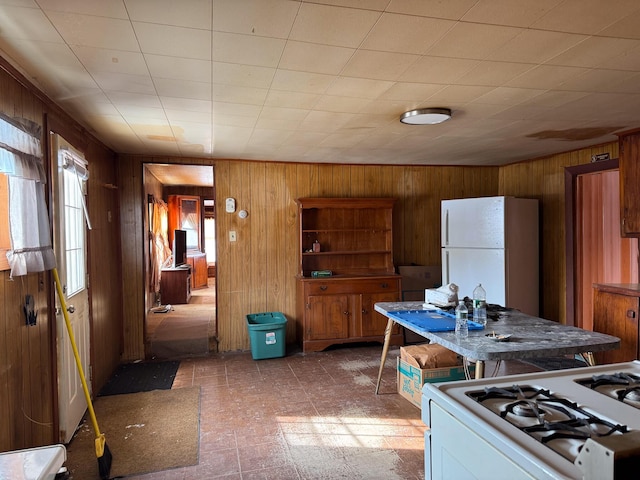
left=0, top=59, right=123, bottom=451
left=499, top=142, right=619, bottom=324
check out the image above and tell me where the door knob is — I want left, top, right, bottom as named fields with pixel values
left=67, top=305, right=75, bottom=314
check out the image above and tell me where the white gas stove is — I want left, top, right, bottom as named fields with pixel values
left=422, top=361, right=640, bottom=480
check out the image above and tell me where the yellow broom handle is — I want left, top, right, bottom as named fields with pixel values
left=52, top=267, right=102, bottom=439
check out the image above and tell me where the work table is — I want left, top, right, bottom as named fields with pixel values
left=374, top=301, right=621, bottom=390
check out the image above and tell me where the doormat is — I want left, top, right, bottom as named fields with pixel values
left=66, top=386, right=200, bottom=479
left=98, top=360, right=180, bottom=396
left=522, top=356, right=588, bottom=371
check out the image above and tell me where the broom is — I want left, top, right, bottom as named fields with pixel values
left=53, top=268, right=113, bottom=479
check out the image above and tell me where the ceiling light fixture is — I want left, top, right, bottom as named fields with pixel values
left=400, top=108, right=452, bottom=125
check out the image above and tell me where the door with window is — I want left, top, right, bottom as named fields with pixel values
left=51, top=134, right=91, bottom=443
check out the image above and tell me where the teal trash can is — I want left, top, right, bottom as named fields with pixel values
left=246, top=312, right=287, bottom=360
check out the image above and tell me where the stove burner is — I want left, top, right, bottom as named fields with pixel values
left=511, top=402, right=544, bottom=418
left=577, top=372, right=640, bottom=407
left=617, top=387, right=640, bottom=403
left=579, top=372, right=640, bottom=390
left=466, top=383, right=632, bottom=463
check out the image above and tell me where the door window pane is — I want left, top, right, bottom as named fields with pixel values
left=63, top=168, right=85, bottom=296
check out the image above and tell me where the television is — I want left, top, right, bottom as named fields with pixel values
left=173, top=229, right=187, bottom=267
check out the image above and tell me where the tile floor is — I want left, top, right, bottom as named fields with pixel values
left=122, top=344, right=542, bottom=480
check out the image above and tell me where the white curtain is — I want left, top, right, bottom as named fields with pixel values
left=0, top=113, right=56, bottom=277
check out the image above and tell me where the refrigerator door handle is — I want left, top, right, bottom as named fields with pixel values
left=444, top=250, right=450, bottom=284
left=444, top=209, right=449, bottom=246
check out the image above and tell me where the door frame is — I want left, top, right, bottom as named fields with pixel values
left=564, top=158, right=618, bottom=327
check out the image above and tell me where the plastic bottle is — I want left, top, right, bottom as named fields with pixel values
left=473, top=283, right=487, bottom=326
left=455, top=300, right=468, bottom=337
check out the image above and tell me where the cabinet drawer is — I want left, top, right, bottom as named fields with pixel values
left=306, top=278, right=399, bottom=296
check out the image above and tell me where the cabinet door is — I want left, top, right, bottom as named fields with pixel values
left=620, top=133, right=640, bottom=237
left=305, top=294, right=349, bottom=340
left=360, top=291, right=400, bottom=337
left=593, top=290, right=639, bottom=363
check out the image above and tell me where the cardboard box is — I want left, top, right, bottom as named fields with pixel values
left=398, top=265, right=441, bottom=301
left=397, top=344, right=473, bottom=408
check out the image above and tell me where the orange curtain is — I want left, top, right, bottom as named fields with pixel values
left=150, top=199, right=171, bottom=294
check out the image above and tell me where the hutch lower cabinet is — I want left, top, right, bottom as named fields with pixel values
left=593, top=283, right=639, bottom=363
left=297, top=276, right=403, bottom=352
left=295, top=198, right=402, bottom=352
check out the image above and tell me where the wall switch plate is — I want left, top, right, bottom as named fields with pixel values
left=229, top=231, right=237, bottom=242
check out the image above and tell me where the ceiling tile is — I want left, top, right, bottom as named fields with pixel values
left=133, top=22, right=211, bottom=60
left=378, top=82, right=444, bottom=101
left=361, top=13, right=455, bottom=55
left=341, top=50, right=419, bottom=81
left=279, top=41, right=354, bottom=75
left=145, top=54, right=211, bottom=82
left=164, top=108, right=211, bottom=123
left=557, top=68, right=639, bottom=93
left=506, top=64, right=588, bottom=90
left=487, top=29, right=586, bottom=64
left=213, top=113, right=258, bottom=128
left=105, top=91, right=161, bottom=108
left=213, top=31, right=285, bottom=67
left=71, top=46, right=148, bottom=75
left=599, top=45, right=640, bottom=71
left=473, top=86, right=546, bottom=106
left=160, top=97, right=211, bottom=113
left=427, top=22, right=523, bottom=60
left=264, top=90, right=320, bottom=110
left=211, top=83, right=268, bottom=105
left=325, top=77, right=394, bottom=99
left=399, top=56, right=479, bottom=84
left=531, top=0, right=640, bottom=35
left=461, top=0, right=562, bottom=27
left=92, top=71, right=155, bottom=95
left=313, top=95, right=371, bottom=113
left=212, top=0, right=298, bottom=37
left=599, top=10, right=640, bottom=39
left=426, top=85, right=495, bottom=104
left=456, top=61, right=534, bottom=87
left=154, top=78, right=212, bottom=100
left=0, top=5, right=63, bottom=42
left=547, top=37, right=640, bottom=68
left=212, top=101, right=261, bottom=117
left=386, top=0, right=476, bottom=20
left=289, top=2, right=380, bottom=48
left=213, top=62, right=275, bottom=88
left=125, top=0, right=212, bottom=29
left=46, top=11, right=138, bottom=51
left=518, top=90, right=590, bottom=108
left=39, top=0, right=128, bottom=18
left=299, top=110, right=357, bottom=132
left=270, top=70, right=334, bottom=94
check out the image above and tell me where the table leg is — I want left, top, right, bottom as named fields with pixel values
left=581, top=352, right=596, bottom=366
left=475, top=360, right=485, bottom=379
left=375, top=318, right=395, bottom=394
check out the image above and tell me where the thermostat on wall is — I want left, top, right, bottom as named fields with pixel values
left=225, top=198, right=236, bottom=213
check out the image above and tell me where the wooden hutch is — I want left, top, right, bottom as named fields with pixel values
left=295, top=198, right=403, bottom=352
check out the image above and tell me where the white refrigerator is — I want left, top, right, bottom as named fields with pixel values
left=441, top=196, right=539, bottom=316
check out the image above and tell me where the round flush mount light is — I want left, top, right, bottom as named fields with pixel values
left=400, top=108, right=452, bottom=125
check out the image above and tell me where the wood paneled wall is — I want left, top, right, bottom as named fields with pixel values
left=499, top=142, right=619, bottom=325
left=119, top=156, right=499, bottom=356
left=0, top=61, right=122, bottom=452
left=120, top=146, right=620, bottom=358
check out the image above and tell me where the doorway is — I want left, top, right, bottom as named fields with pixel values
left=50, top=133, right=91, bottom=442
left=567, top=160, right=638, bottom=329
left=142, top=163, right=216, bottom=360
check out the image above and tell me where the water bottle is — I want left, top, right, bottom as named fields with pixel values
left=455, top=300, right=468, bottom=337
left=473, top=283, right=487, bottom=326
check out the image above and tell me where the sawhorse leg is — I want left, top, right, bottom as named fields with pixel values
left=375, top=318, right=395, bottom=394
